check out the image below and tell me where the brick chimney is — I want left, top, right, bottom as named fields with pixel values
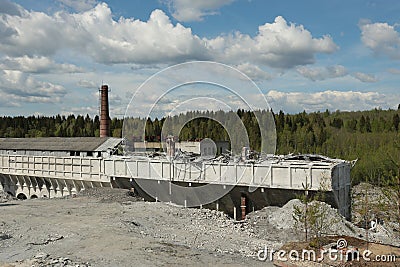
left=99, top=85, right=110, bottom=137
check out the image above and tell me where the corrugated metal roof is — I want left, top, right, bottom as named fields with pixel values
left=0, top=137, right=123, bottom=152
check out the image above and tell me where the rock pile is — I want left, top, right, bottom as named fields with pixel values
left=247, top=198, right=400, bottom=247
left=0, top=191, right=12, bottom=203
left=11, top=253, right=91, bottom=267
left=76, top=187, right=144, bottom=203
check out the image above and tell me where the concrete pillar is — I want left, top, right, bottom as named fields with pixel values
left=0, top=176, right=3, bottom=192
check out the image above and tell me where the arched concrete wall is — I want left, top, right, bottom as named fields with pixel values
left=0, top=174, right=88, bottom=199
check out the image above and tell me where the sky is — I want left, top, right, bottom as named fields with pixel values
left=0, top=0, right=400, bottom=117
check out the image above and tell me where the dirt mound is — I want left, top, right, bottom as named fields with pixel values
left=247, top=198, right=400, bottom=247
left=76, top=187, right=144, bottom=203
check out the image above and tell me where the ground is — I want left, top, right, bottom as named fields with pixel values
left=0, top=188, right=273, bottom=267
left=0, top=184, right=399, bottom=267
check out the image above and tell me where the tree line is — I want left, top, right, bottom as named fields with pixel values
left=1, top=107, right=399, bottom=185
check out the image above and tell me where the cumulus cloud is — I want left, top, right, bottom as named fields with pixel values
left=0, top=70, right=67, bottom=103
left=0, top=4, right=209, bottom=64
left=62, top=106, right=98, bottom=116
left=296, top=65, right=377, bottom=83
left=163, top=0, right=234, bottom=22
left=360, top=20, right=400, bottom=59
left=296, top=65, right=347, bottom=81
left=77, top=79, right=98, bottom=89
left=351, top=72, right=377, bottom=83
left=236, top=63, right=272, bottom=81
left=209, top=16, right=338, bottom=69
left=0, top=56, right=84, bottom=73
left=266, top=90, right=396, bottom=113
left=0, top=4, right=337, bottom=69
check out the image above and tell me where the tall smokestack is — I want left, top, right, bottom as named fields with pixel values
left=100, top=84, right=110, bottom=138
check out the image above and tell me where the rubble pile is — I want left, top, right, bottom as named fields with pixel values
left=12, top=253, right=90, bottom=267
left=352, top=183, right=400, bottom=245
left=120, top=202, right=272, bottom=258
left=247, top=198, right=400, bottom=247
left=76, top=187, right=144, bottom=203
left=0, top=191, right=12, bottom=203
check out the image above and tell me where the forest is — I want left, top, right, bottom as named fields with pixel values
left=0, top=107, right=399, bottom=186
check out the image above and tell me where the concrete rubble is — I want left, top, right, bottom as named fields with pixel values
left=8, top=253, right=91, bottom=267
left=0, top=191, right=13, bottom=203
left=247, top=198, right=400, bottom=246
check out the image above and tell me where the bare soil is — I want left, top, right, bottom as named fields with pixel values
left=1, top=183, right=399, bottom=267
left=0, top=188, right=273, bottom=267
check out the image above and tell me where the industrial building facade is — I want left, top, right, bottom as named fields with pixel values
left=0, top=137, right=352, bottom=220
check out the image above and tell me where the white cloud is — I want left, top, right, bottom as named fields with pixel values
left=236, top=63, right=272, bottom=81
left=296, top=65, right=377, bottom=83
left=0, top=56, right=84, bottom=73
left=360, top=20, right=400, bottom=59
left=351, top=72, right=377, bottom=83
left=208, top=16, right=338, bottom=69
left=266, top=90, right=397, bottom=113
left=296, top=65, right=347, bottom=81
left=62, top=106, right=98, bottom=116
left=0, top=70, right=67, bottom=103
left=0, top=4, right=337, bottom=69
left=0, top=4, right=209, bottom=63
left=388, top=68, right=400, bottom=75
left=77, top=79, right=98, bottom=89
left=163, top=0, right=234, bottom=22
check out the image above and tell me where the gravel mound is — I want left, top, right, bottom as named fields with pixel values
left=76, top=187, right=144, bottom=203
left=247, top=198, right=400, bottom=247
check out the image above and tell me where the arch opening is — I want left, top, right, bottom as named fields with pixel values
left=16, top=193, right=27, bottom=200
left=30, top=195, right=38, bottom=199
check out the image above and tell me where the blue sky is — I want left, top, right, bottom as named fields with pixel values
left=0, top=0, right=400, bottom=117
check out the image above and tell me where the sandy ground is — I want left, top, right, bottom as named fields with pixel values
left=0, top=189, right=274, bottom=267
left=1, top=184, right=399, bottom=267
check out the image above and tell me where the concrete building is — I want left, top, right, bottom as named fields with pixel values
left=0, top=137, right=123, bottom=200
left=0, top=137, right=122, bottom=158
left=0, top=137, right=352, bottom=220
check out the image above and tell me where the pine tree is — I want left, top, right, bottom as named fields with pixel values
left=393, top=114, right=400, bottom=131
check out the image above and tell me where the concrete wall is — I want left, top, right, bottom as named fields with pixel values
left=0, top=153, right=352, bottom=219
left=105, top=158, right=336, bottom=190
